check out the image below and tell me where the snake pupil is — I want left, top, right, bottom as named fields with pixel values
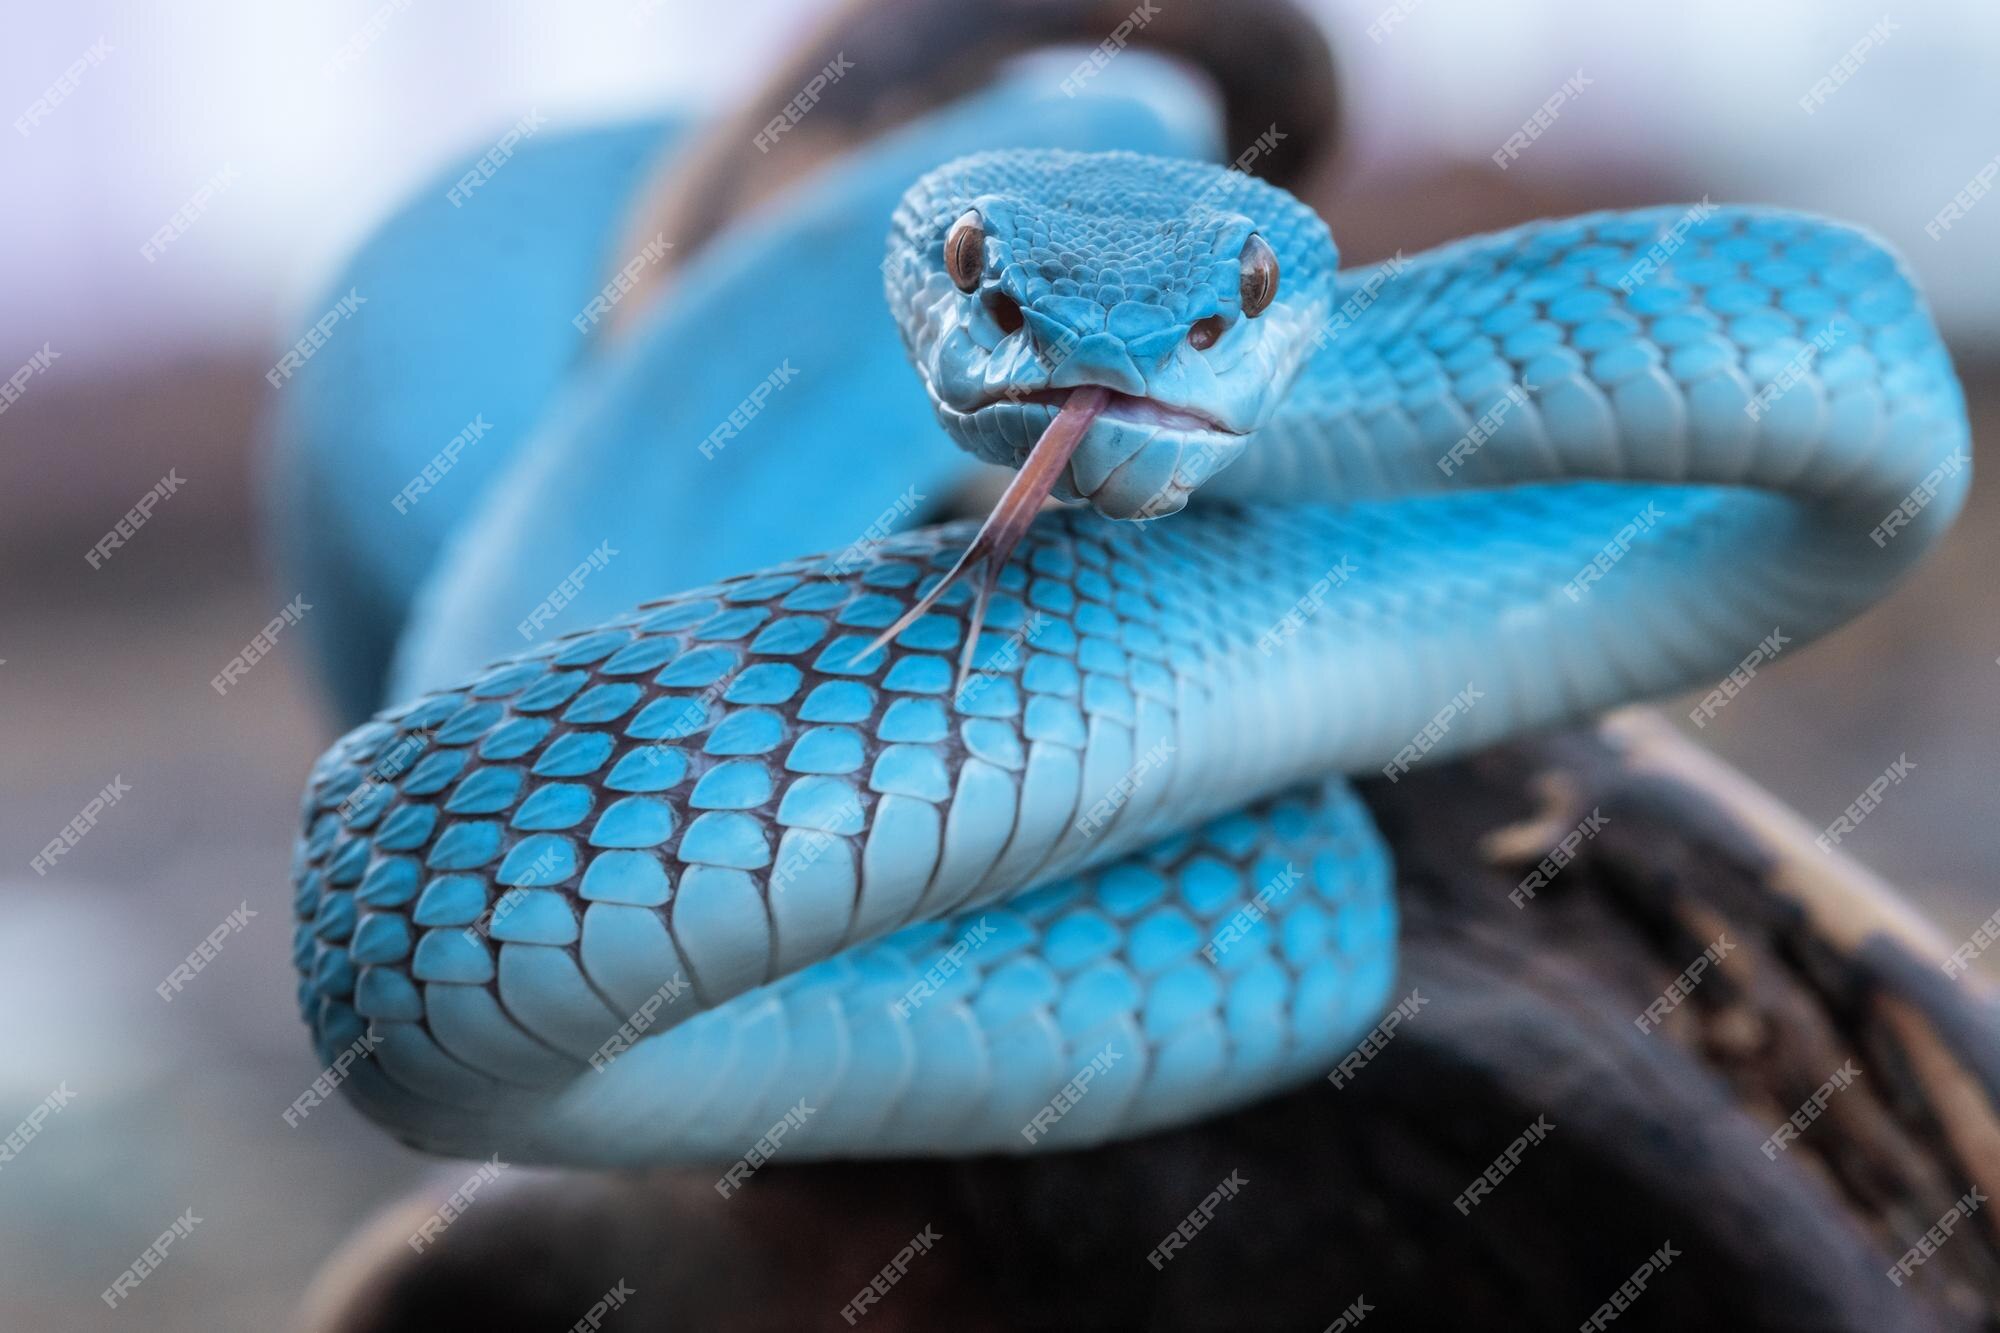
left=945, top=210, right=985, bottom=292
left=1239, top=232, right=1279, bottom=318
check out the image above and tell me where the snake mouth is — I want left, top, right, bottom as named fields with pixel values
left=974, top=387, right=1242, bottom=437
left=870, top=384, right=1250, bottom=685
left=859, top=386, right=1113, bottom=687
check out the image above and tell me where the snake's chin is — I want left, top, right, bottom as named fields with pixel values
left=941, top=390, right=1248, bottom=520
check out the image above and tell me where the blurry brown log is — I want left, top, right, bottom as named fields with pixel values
left=296, top=714, right=2000, bottom=1333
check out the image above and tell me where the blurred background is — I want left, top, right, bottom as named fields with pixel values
left=2, top=1, right=1996, bottom=1326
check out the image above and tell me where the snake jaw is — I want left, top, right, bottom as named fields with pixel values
left=854, top=385, right=1111, bottom=689
left=971, top=387, right=1238, bottom=437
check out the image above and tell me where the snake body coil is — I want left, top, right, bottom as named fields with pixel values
left=287, top=115, right=1969, bottom=1165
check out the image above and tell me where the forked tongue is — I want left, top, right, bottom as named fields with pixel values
left=857, top=385, right=1111, bottom=689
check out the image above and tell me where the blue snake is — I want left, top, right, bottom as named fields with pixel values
left=280, top=60, right=1970, bottom=1166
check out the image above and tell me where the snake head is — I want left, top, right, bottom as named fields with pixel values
left=860, top=149, right=1337, bottom=684
left=887, top=148, right=1336, bottom=520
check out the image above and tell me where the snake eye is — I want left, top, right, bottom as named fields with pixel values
left=1239, top=233, right=1279, bottom=318
left=945, top=211, right=985, bottom=292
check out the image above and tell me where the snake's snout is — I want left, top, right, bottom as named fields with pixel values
left=1042, top=330, right=1151, bottom=397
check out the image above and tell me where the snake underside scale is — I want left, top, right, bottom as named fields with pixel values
left=286, top=132, right=1970, bottom=1164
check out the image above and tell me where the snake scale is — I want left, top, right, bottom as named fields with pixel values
left=281, top=57, right=1969, bottom=1167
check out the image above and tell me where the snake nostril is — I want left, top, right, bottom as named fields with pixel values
left=1188, top=315, right=1225, bottom=351
left=986, top=291, right=1024, bottom=336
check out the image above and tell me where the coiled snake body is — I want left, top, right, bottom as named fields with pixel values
left=286, top=100, right=1969, bottom=1165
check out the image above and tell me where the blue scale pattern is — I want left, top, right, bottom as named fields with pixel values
left=287, top=151, right=1967, bottom=1166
